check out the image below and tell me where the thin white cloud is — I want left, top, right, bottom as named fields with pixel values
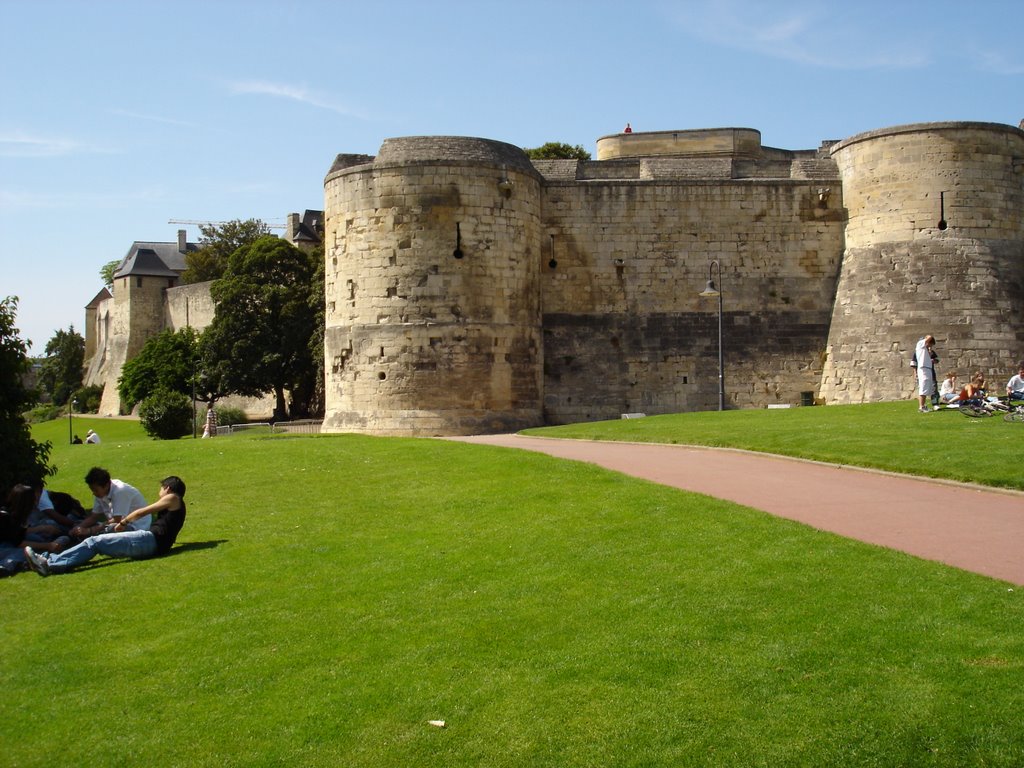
left=110, top=108, right=200, bottom=128
left=0, top=132, right=105, bottom=158
left=227, top=79, right=367, bottom=118
left=669, top=0, right=930, bottom=70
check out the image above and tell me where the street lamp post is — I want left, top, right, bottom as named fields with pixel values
left=698, top=260, right=725, bottom=411
left=68, top=398, right=78, bottom=444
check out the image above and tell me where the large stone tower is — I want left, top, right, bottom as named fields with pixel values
left=820, top=122, right=1024, bottom=402
left=94, top=237, right=191, bottom=415
left=322, top=137, right=545, bottom=436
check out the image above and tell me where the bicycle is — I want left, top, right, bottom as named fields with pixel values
left=958, top=395, right=1013, bottom=418
left=1002, top=400, right=1024, bottom=423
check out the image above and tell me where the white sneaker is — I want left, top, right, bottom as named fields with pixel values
left=22, top=547, right=50, bottom=577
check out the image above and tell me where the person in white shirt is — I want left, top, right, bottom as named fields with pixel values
left=85, top=429, right=100, bottom=444
left=939, top=371, right=959, bottom=403
left=1006, top=362, right=1024, bottom=400
left=913, top=335, right=937, bottom=412
left=70, top=467, right=150, bottom=541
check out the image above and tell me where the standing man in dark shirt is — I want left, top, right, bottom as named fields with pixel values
left=24, top=476, right=187, bottom=576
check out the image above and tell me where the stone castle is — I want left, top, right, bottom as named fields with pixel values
left=86, top=212, right=322, bottom=417
left=87, top=121, right=1024, bottom=435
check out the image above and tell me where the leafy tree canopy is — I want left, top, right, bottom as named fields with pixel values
left=305, top=243, right=326, bottom=418
left=205, top=236, right=319, bottom=420
left=100, top=259, right=121, bottom=288
left=0, top=297, right=54, bottom=494
left=117, top=327, right=214, bottom=409
left=39, top=326, right=84, bottom=406
left=524, top=142, right=591, bottom=160
left=181, top=219, right=271, bottom=284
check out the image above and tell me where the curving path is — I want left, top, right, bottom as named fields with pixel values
left=448, top=434, right=1024, bottom=586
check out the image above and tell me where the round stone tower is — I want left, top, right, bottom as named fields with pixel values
left=321, top=137, right=544, bottom=435
left=820, top=122, right=1024, bottom=403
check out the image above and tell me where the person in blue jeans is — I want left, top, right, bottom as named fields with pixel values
left=1005, top=362, right=1024, bottom=401
left=24, top=476, right=187, bottom=577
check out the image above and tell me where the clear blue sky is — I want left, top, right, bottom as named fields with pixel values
left=3, top=0, right=1021, bottom=352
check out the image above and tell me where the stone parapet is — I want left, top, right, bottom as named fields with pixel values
left=596, top=127, right=763, bottom=161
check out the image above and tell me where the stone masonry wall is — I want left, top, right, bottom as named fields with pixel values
left=820, top=122, right=1024, bottom=403
left=540, top=179, right=845, bottom=422
left=97, top=275, right=171, bottom=415
left=164, top=282, right=216, bottom=332
left=322, top=138, right=545, bottom=435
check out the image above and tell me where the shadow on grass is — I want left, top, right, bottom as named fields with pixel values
left=72, top=539, right=229, bottom=573
left=165, top=539, right=229, bottom=557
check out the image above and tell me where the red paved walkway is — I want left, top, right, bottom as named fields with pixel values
left=449, top=435, right=1024, bottom=586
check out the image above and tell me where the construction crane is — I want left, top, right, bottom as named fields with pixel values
left=168, top=218, right=286, bottom=229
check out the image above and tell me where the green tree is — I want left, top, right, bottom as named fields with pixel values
left=38, top=326, right=85, bottom=406
left=205, top=236, right=318, bottom=421
left=181, top=219, right=271, bottom=284
left=305, top=242, right=326, bottom=418
left=100, top=259, right=121, bottom=288
left=0, top=296, right=54, bottom=494
left=524, top=142, right=591, bottom=160
left=117, top=327, right=224, bottom=409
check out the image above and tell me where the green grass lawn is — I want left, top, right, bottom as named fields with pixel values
left=4, top=410, right=1023, bottom=766
left=526, top=400, right=1024, bottom=491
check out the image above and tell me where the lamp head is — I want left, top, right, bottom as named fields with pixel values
left=699, top=279, right=720, bottom=298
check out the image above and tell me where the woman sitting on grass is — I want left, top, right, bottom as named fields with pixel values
left=939, top=371, right=959, bottom=403
left=24, top=476, right=186, bottom=577
left=952, top=373, right=987, bottom=403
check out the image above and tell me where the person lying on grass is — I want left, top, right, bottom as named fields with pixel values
left=23, top=476, right=186, bottom=577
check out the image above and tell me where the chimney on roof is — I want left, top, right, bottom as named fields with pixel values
left=285, top=213, right=300, bottom=243
left=177, top=229, right=187, bottom=253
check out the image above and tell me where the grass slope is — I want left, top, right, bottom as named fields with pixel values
left=3, top=415, right=1023, bottom=766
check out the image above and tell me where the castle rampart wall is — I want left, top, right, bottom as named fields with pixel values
left=164, top=282, right=216, bottom=332
left=820, top=122, right=1024, bottom=403
left=540, top=178, right=844, bottom=421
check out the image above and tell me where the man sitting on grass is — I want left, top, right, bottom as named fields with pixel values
left=24, top=476, right=187, bottom=577
left=72, top=467, right=150, bottom=541
left=1006, top=362, right=1024, bottom=401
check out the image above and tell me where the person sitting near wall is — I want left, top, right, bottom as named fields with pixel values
left=939, top=371, right=959, bottom=404
left=1006, top=361, right=1024, bottom=401
left=951, top=372, right=988, bottom=403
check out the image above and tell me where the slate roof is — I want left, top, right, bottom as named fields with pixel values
left=291, top=210, right=324, bottom=243
left=113, top=240, right=197, bottom=279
